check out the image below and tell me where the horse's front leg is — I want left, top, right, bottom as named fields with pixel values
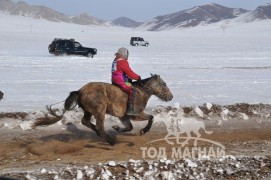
left=94, top=111, right=116, bottom=146
left=133, top=112, right=154, bottom=135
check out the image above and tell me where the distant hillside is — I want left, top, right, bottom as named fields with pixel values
left=140, top=3, right=248, bottom=31
left=0, top=0, right=270, bottom=30
left=110, top=17, right=143, bottom=28
left=236, top=3, right=271, bottom=22
left=0, top=0, right=104, bottom=25
left=254, top=3, right=271, bottom=19
left=70, top=13, right=104, bottom=26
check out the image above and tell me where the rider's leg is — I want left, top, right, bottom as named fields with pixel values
left=126, top=87, right=139, bottom=116
left=115, top=82, right=139, bottom=116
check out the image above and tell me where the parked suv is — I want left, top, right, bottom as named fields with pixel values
left=48, top=38, right=97, bottom=58
left=130, top=37, right=149, bottom=47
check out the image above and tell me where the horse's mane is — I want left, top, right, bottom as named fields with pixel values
left=131, top=75, right=157, bottom=86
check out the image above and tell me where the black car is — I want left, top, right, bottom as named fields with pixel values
left=48, top=38, right=97, bottom=58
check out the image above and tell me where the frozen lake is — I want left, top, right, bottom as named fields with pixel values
left=0, top=15, right=271, bottom=111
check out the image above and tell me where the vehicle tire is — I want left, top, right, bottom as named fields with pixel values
left=135, top=43, right=138, bottom=46
left=87, top=52, right=93, bottom=58
left=145, top=43, right=149, bottom=47
left=58, top=51, right=66, bottom=56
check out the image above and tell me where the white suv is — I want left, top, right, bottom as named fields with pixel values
left=130, top=37, right=149, bottom=47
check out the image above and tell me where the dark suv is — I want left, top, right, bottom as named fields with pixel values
left=48, top=38, right=97, bottom=58
left=130, top=37, right=149, bottom=47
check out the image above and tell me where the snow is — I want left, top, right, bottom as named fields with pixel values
left=0, top=14, right=271, bottom=112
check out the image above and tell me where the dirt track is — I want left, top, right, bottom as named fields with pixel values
left=1, top=118, right=271, bottom=170
left=1, top=104, right=271, bottom=179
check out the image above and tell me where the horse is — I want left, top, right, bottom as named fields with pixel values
left=33, top=74, right=173, bottom=145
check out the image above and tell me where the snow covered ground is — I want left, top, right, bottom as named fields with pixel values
left=0, top=14, right=271, bottom=112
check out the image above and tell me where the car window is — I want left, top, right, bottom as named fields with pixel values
left=66, top=41, right=73, bottom=47
left=74, top=42, right=81, bottom=48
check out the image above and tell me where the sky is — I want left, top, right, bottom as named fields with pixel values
left=12, top=0, right=271, bottom=21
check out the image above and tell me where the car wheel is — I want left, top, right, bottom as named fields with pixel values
left=135, top=43, right=138, bottom=46
left=145, top=43, right=149, bottom=47
left=87, top=52, right=93, bottom=58
left=58, top=51, right=67, bottom=56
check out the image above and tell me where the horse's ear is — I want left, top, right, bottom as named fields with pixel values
left=150, top=73, right=153, bottom=77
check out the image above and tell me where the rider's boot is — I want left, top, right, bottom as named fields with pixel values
left=126, top=89, right=139, bottom=116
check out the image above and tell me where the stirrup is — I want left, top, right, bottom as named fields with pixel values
left=126, top=106, right=139, bottom=116
left=126, top=111, right=139, bottom=116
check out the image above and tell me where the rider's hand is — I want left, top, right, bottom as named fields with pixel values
left=128, top=78, right=133, bottom=83
left=137, top=76, right=143, bottom=85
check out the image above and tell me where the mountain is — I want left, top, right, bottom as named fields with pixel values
left=110, top=17, right=143, bottom=28
left=0, top=0, right=104, bottom=25
left=70, top=13, right=104, bottom=26
left=140, top=3, right=248, bottom=31
left=237, top=3, right=271, bottom=22
left=0, top=0, right=270, bottom=30
left=253, top=3, right=271, bottom=19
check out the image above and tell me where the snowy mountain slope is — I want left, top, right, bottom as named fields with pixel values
left=1, top=0, right=271, bottom=30
left=233, top=3, right=271, bottom=22
left=139, top=3, right=248, bottom=31
left=139, top=3, right=271, bottom=31
left=110, top=16, right=143, bottom=28
left=0, top=0, right=104, bottom=25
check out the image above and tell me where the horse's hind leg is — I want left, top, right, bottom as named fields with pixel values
left=94, top=112, right=116, bottom=146
left=112, top=116, right=133, bottom=133
left=81, top=111, right=100, bottom=136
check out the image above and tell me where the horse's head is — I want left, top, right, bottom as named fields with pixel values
left=144, top=74, right=173, bottom=102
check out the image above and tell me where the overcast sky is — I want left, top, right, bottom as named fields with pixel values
left=13, top=0, right=271, bottom=21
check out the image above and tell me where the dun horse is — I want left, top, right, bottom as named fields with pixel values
left=33, top=74, right=173, bottom=145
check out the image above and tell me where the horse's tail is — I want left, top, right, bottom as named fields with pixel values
left=65, top=91, right=80, bottom=110
left=32, top=91, right=80, bottom=128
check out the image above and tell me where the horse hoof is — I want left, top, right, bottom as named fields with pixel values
left=105, top=135, right=116, bottom=146
left=139, top=129, right=145, bottom=135
left=96, top=132, right=101, bottom=137
left=108, top=140, right=116, bottom=146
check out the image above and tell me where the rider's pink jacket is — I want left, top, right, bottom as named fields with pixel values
left=111, top=56, right=139, bottom=87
